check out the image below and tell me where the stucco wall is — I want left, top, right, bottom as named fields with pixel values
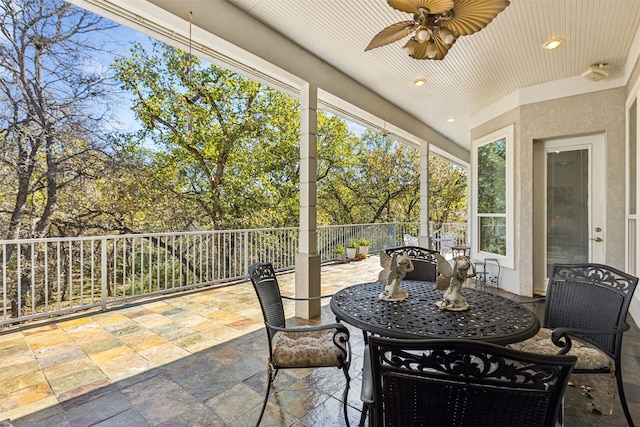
left=472, top=88, right=626, bottom=296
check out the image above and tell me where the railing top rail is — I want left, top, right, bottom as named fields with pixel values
left=0, top=222, right=424, bottom=245
left=0, top=227, right=302, bottom=245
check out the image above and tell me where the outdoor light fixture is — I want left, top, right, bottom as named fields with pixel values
left=366, top=0, right=510, bottom=60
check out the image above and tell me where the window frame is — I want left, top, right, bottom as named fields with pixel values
left=472, top=125, right=514, bottom=269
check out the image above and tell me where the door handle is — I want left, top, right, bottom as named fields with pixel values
left=590, top=237, right=603, bottom=242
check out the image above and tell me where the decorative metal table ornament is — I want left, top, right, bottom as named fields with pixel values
left=435, top=253, right=476, bottom=311
left=377, top=251, right=414, bottom=302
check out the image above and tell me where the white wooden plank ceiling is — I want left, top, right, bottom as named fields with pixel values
left=225, top=0, right=640, bottom=148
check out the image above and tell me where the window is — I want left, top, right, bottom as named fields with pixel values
left=472, top=125, right=513, bottom=268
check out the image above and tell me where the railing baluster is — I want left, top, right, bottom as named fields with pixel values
left=164, top=236, right=168, bottom=290
left=130, top=237, right=135, bottom=296
left=90, top=240, right=94, bottom=304
left=102, top=238, right=107, bottom=310
left=67, top=242, right=72, bottom=308
left=56, top=241, right=61, bottom=310
left=30, top=243, right=35, bottom=315
left=79, top=241, right=84, bottom=306
left=2, top=244, right=6, bottom=320
left=17, top=244, right=21, bottom=318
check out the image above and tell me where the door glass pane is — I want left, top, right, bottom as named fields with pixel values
left=546, top=149, right=589, bottom=277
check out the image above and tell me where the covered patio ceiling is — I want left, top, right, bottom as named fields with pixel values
left=80, top=0, right=640, bottom=159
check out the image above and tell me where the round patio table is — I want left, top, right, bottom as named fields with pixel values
left=330, top=281, right=539, bottom=345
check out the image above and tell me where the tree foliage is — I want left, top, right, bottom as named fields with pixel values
left=318, top=129, right=421, bottom=224
left=112, top=42, right=303, bottom=229
left=428, top=156, right=468, bottom=229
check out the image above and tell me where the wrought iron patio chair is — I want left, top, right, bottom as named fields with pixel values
left=360, top=336, right=576, bottom=427
left=509, top=263, right=638, bottom=427
left=248, top=262, right=351, bottom=426
left=381, top=246, right=439, bottom=282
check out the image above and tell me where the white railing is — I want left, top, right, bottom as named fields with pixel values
left=0, top=222, right=465, bottom=326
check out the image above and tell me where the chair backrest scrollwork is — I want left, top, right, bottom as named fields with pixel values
left=368, top=336, right=576, bottom=427
left=382, top=246, right=439, bottom=282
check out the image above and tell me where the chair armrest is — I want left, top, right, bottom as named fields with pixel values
left=360, top=345, right=373, bottom=405
left=550, top=322, right=630, bottom=354
left=266, top=322, right=350, bottom=336
left=515, top=297, right=546, bottom=305
left=281, top=294, right=334, bottom=301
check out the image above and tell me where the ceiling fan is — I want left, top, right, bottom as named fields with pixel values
left=365, top=0, right=510, bottom=60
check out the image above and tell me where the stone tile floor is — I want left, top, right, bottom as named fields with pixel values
left=0, top=255, right=639, bottom=426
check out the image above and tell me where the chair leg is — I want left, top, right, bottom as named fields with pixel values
left=342, top=363, right=351, bottom=427
left=615, top=367, right=635, bottom=427
left=358, top=404, right=368, bottom=427
left=255, top=366, right=278, bottom=427
left=556, top=396, right=564, bottom=426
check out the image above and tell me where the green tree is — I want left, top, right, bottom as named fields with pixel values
left=350, top=130, right=420, bottom=223
left=317, top=126, right=467, bottom=227
left=428, top=156, right=468, bottom=229
left=112, top=42, right=302, bottom=229
left=316, top=114, right=362, bottom=225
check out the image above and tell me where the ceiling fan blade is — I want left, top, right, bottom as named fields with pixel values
left=365, top=21, right=418, bottom=51
left=388, top=0, right=454, bottom=15
left=442, top=0, right=510, bottom=36
left=412, top=36, right=456, bottom=60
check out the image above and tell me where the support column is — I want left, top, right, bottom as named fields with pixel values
left=419, top=141, right=431, bottom=249
left=295, top=83, right=321, bottom=319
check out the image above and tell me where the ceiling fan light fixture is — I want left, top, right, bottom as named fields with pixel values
left=365, top=0, right=510, bottom=60
left=402, top=38, right=418, bottom=55
left=415, top=27, right=431, bottom=42
left=544, top=38, right=563, bottom=50
left=439, top=27, right=455, bottom=45
left=426, top=40, right=438, bottom=58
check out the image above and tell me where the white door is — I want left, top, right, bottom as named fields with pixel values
left=533, top=134, right=605, bottom=294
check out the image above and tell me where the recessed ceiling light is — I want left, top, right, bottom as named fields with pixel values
left=414, top=78, right=427, bottom=86
left=447, top=117, right=456, bottom=123
left=543, top=38, right=563, bottom=50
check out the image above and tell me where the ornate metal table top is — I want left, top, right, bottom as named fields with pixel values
left=330, top=281, right=540, bottom=345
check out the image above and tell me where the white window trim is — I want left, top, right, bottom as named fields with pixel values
left=472, top=124, right=514, bottom=269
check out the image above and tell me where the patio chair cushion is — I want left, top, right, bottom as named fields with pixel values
left=273, top=328, right=346, bottom=368
left=509, top=328, right=609, bottom=370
